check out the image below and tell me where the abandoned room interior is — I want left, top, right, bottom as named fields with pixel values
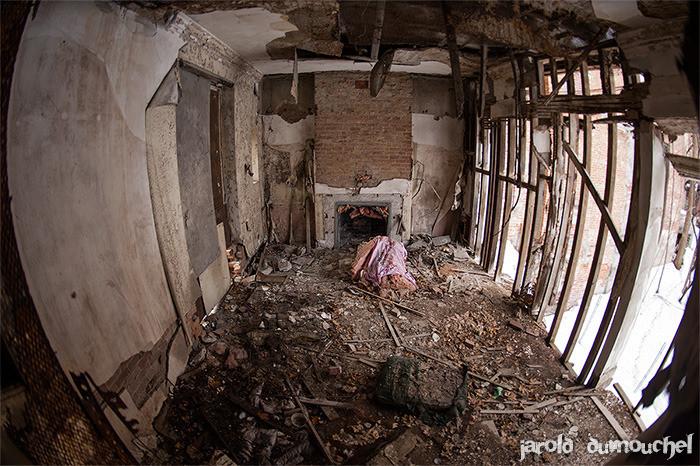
left=1, top=0, right=699, bottom=464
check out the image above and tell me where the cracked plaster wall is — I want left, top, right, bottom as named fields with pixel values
left=7, top=1, right=266, bottom=449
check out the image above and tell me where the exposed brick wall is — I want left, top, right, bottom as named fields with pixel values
left=315, top=72, right=413, bottom=188
left=100, top=321, right=178, bottom=409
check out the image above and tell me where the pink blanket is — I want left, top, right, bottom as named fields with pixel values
left=351, top=236, right=417, bottom=291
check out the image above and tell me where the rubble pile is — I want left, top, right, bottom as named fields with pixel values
left=146, top=238, right=639, bottom=465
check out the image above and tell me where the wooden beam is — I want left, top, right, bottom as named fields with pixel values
left=442, top=0, right=464, bottom=117
left=487, top=121, right=507, bottom=272
left=582, top=121, right=657, bottom=385
left=612, top=383, right=647, bottom=431
left=472, top=45, right=489, bottom=252
left=513, top=119, right=533, bottom=294
left=370, top=0, right=386, bottom=61
left=591, top=396, right=631, bottom=441
left=284, top=376, right=337, bottom=464
left=379, top=303, right=402, bottom=348
left=523, top=93, right=642, bottom=116
left=540, top=29, right=605, bottom=106
left=522, top=122, right=546, bottom=294
left=481, top=128, right=498, bottom=267
left=347, top=285, right=424, bottom=317
left=666, top=153, right=700, bottom=180
left=476, top=131, right=491, bottom=261
left=496, top=118, right=517, bottom=280
left=562, top=57, right=617, bottom=364
left=535, top=115, right=564, bottom=322
left=548, top=60, right=592, bottom=345
left=540, top=112, right=578, bottom=316
left=563, top=141, right=624, bottom=252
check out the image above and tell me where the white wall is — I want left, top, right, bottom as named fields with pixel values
left=8, top=1, right=183, bottom=385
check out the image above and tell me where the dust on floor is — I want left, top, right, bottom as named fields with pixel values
left=147, top=240, right=640, bottom=465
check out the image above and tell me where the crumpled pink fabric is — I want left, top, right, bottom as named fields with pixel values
left=352, top=236, right=417, bottom=290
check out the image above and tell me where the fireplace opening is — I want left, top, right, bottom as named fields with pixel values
left=335, top=203, right=390, bottom=247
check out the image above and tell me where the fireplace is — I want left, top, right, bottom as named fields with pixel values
left=335, top=203, right=390, bottom=247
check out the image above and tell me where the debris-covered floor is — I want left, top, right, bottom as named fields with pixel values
left=147, top=238, right=641, bottom=465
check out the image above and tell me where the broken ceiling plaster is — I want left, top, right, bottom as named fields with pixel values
left=191, top=8, right=298, bottom=65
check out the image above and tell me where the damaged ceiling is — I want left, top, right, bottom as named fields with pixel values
left=133, top=0, right=690, bottom=76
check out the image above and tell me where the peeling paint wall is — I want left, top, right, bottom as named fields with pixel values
left=7, top=1, right=265, bottom=452
left=262, top=113, right=315, bottom=244
left=179, top=14, right=266, bottom=256
left=8, top=0, right=183, bottom=388
left=411, top=76, right=465, bottom=236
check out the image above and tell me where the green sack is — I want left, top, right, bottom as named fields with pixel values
left=376, top=356, right=470, bottom=426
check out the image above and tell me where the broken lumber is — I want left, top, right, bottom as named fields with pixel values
left=302, top=374, right=339, bottom=421
left=347, top=286, right=424, bottom=317
left=550, top=396, right=584, bottom=408
left=284, top=375, right=337, bottom=464
left=612, top=382, right=646, bottom=431
left=528, top=398, right=557, bottom=410
left=404, top=345, right=459, bottom=369
left=467, top=371, right=514, bottom=391
left=379, top=303, right=402, bottom=347
left=591, top=395, right=630, bottom=441
left=543, top=384, right=585, bottom=395
left=298, top=397, right=356, bottom=409
left=344, top=333, right=430, bottom=344
left=480, top=408, right=538, bottom=415
left=508, top=318, right=540, bottom=337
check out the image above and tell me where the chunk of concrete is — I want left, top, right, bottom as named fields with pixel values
left=368, top=429, right=421, bottom=465
left=431, top=235, right=451, bottom=246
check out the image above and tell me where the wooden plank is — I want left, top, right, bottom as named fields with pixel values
left=540, top=29, right=605, bottom=106
left=370, top=0, right=386, bottom=61
left=347, top=286, right=424, bottom=317
left=583, top=120, right=657, bottom=386
left=481, top=408, right=538, bottom=414
left=551, top=396, right=585, bottom=408
left=302, top=374, right=339, bottom=421
left=471, top=45, right=489, bottom=251
left=284, top=376, right=337, bottom=464
left=404, top=345, right=459, bottom=369
left=612, top=382, right=647, bottom=431
left=379, top=303, right=402, bottom=348
left=467, top=371, right=514, bottom=391
left=540, top=113, right=576, bottom=316
left=591, top=396, right=630, bottom=440
left=546, top=61, right=580, bottom=310
left=442, top=0, right=464, bottom=117
left=477, top=130, right=492, bottom=261
left=667, top=152, right=700, bottom=180
left=495, top=118, right=517, bottom=280
left=522, top=132, right=547, bottom=292
left=298, top=397, right=356, bottom=409
left=488, top=120, right=507, bottom=273
left=548, top=62, right=591, bottom=344
left=562, top=88, right=618, bottom=364
left=481, top=128, right=498, bottom=269
left=563, top=141, right=624, bottom=252
left=529, top=398, right=558, bottom=410
left=513, top=119, right=535, bottom=294
left=543, top=385, right=586, bottom=395
left=534, top=114, right=564, bottom=322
